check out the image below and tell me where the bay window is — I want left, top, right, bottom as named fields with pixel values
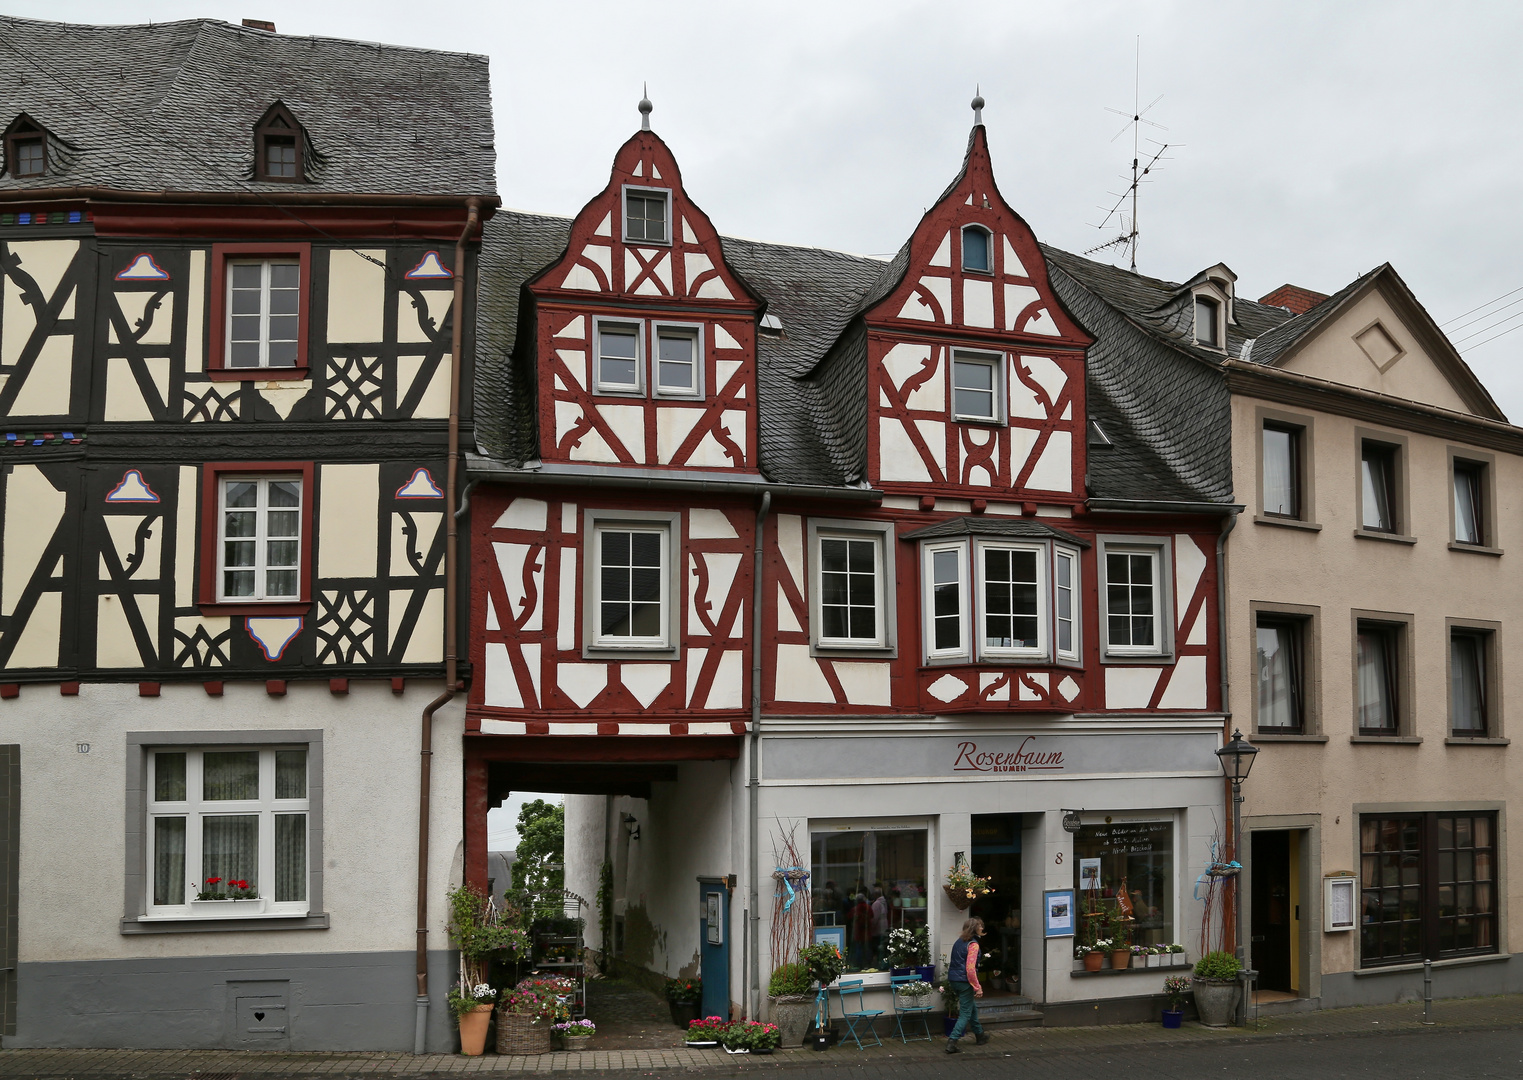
left=979, top=541, right=1045, bottom=658
left=923, top=542, right=967, bottom=660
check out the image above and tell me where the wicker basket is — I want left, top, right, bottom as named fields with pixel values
left=944, top=884, right=975, bottom=910
left=496, top=1010, right=553, bottom=1055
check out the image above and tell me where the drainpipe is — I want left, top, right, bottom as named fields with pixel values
left=414, top=196, right=483, bottom=1055
left=747, top=490, right=772, bottom=1019
left=1215, top=508, right=1239, bottom=958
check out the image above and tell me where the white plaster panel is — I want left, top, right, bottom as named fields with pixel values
left=715, top=358, right=743, bottom=393
left=556, top=349, right=587, bottom=391
left=397, top=290, right=451, bottom=344
left=915, top=419, right=947, bottom=475
left=522, top=642, right=541, bottom=706
left=922, top=277, right=952, bottom=321
left=713, top=324, right=741, bottom=350
left=318, top=464, right=378, bottom=578
left=684, top=252, right=714, bottom=293
left=685, top=646, right=708, bottom=706
left=1025, top=308, right=1060, bottom=336
left=1105, top=666, right=1160, bottom=710
left=927, top=673, right=968, bottom=703
left=254, top=381, right=312, bottom=421
left=113, top=291, right=174, bottom=345
left=929, top=231, right=951, bottom=268
left=558, top=549, right=577, bottom=651
left=411, top=356, right=452, bottom=420
left=878, top=419, right=934, bottom=483
left=1023, top=356, right=1068, bottom=411
left=392, top=587, right=443, bottom=663
left=695, top=276, right=733, bottom=300
left=9, top=334, right=72, bottom=416
left=1002, top=235, right=1027, bottom=277
left=185, top=250, right=207, bottom=373
left=687, top=418, right=745, bottom=468
left=558, top=662, right=608, bottom=708
left=562, top=264, right=600, bottom=292
left=1026, top=431, right=1072, bottom=492
left=556, top=315, right=586, bottom=340
left=594, top=213, right=612, bottom=238
left=1157, top=655, right=1208, bottom=710
left=656, top=407, right=703, bottom=464
left=706, top=651, right=744, bottom=710
left=1175, top=533, right=1208, bottom=620
left=7, top=591, right=59, bottom=669
left=557, top=401, right=617, bottom=462
left=1, top=242, right=76, bottom=365
left=97, top=594, right=154, bottom=667
left=484, top=642, right=522, bottom=708
left=103, top=515, right=162, bottom=582
left=103, top=356, right=165, bottom=422
left=689, top=551, right=741, bottom=636
left=777, top=585, right=802, bottom=633
left=485, top=595, right=499, bottom=632
left=596, top=403, right=647, bottom=462
left=1187, top=610, right=1207, bottom=647
left=881, top=342, right=939, bottom=405
left=495, top=497, right=548, bottom=532
left=584, top=244, right=612, bottom=281
left=1003, top=284, right=1040, bottom=331
left=2, top=464, right=63, bottom=616
left=774, top=643, right=835, bottom=703
left=963, top=278, right=995, bottom=328
left=776, top=515, right=804, bottom=592
left=326, top=249, right=387, bottom=343
left=495, top=542, right=543, bottom=632
left=689, top=508, right=738, bottom=540
left=682, top=217, right=698, bottom=244
left=561, top=502, right=577, bottom=534
left=1057, top=675, right=1080, bottom=702
left=980, top=671, right=1010, bottom=702
left=390, top=512, right=440, bottom=577
left=832, top=661, right=892, bottom=707
left=621, top=664, right=671, bottom=708
left=1008, top=427, right=1039, bottom=486
left=175, top=465, right=197, bottom=607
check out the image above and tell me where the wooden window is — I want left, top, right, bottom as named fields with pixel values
left=1194, top=295, right=1220, bottom=347
left=1355, top=621, right=1401, bottom=734
left=1105, top=549, right=1160, bottom=653
left=1255, top=617, right=1305, bottom=733
left=1359, top=812, right=1497, bottom=967
left=198, top=461, right=315, bottom=614
left=1453, top=461, right=1485, bottom=546
left=1360, top=441, right=1399, bottom=533
left=623, top=188, right=670, bottom=244
left=961, top=225, right=991, bottom=273
left=818, top=536, right=881, bottom=646
left=921, top=542, right=968, bottom=661
left=1450, top=630, right=1489, bottom=736
left=653, top=325, right=701, bottom=397
left=1054, top=546, right=1080, bottom=663
left=208, top=244, right=311, bottom=378
left=4, top=115, right=47, bottom=178
left=254, top=103, right=304, bottom=183
left=594, top=321, right=643, bottom=394
left=978, top=542, right=1046, bottom=658
left=951, top=351, right=1002, bottom=422
left=1261, top=423, right=1301, bottom=519
left=594, top=524, right=669, bottom=648
left=146, top=746, right=311, bottom=918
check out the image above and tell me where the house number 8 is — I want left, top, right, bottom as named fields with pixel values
left=1054, top=852, right=1063, bottom=865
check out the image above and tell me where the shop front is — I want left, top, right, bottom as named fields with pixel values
left=756, top=718, right=1228, bottom=1025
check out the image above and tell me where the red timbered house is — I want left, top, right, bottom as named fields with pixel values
left=471, top=101, right=1236, bottom=1026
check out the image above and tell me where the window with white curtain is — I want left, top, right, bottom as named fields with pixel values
left=1256, top=619, right=1304, bottom=732
left=1262, top=424, right=1300, bottom=518
left=1356, top=622, right=1401, bottom=734
left=1453, top=462, right=1485, bottom=546
left=1450, top=631, right=1489, bottom=735
left=146, top=746, right=310, bottom=917
left=1360, top=442, right=1399, bottom=533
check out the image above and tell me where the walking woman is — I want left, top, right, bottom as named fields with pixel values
left=946, top=916, right=990, bottom=1052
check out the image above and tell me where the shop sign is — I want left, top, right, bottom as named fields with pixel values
left=952, top=737, right=1064, bottom=773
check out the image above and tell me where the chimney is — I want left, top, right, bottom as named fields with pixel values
left=1259, top=284, right=1329, bottom=316
left=242, top=19, right=277, bottom=32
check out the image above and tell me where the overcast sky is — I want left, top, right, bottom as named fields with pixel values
left=19, top=0, right=1523, bottom=418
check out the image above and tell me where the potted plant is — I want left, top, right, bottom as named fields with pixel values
left=1162, top=974, right=1190, bottom=1028
left=190, top=876, right=264, bottom=914
left=767, top=961, right=814, bottom=1047
left=1145, top=946, right=1161, bottom=968
left=719, top=1019, right=781, bottom=1055
left=447, top=982, right=497, bottom=1056
left=664, top=977, right=702, bottom=1028
left=798, top=942, right=846, bottom=987
left=885, top=926, right=933, bottom=982
left=497, top=984, right=556, bottom=1055
left=944, top=857, right=993, bottom=910
left=1170, top=944, right=1187, bottom=967
left=747, top=1021, right=782, bottom=1054
left=446, top=886, right=529, bottom=1054
left=553, top=1018, right=595, bottom=1049
left=1191, top=950, right=1242, bottom=1027
left=685, top=1015, right=728, bottom=1048
left=893, top=978, right=933, bottom=1012
left=938, top=978, right=961, bottom=1037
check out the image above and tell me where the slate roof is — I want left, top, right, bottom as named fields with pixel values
left=0, top=16, right=495, bottom=197
left=900, top=517, right=1089, bottom=547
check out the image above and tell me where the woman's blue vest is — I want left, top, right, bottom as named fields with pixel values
left=948, top=937, right=971, bottom=982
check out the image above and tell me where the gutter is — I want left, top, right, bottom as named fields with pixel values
left=746, top=490, right=772, bottom=1020
left=414, top=195, right=483, bottom=1055
left=466, top=455, right=881, bottom=503
left=1086, top=498, right=1244, bottom=516
left=1216, top=508, right=1239, bottom=961
left=0, top=185, right=503, bottom=210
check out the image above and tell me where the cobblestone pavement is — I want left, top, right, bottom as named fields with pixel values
left=2, top=994, right=1520, bottom=1077
left=581, top=977, right=684, bottom=1051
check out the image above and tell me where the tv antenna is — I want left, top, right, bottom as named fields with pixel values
left=1085, top=38, right=1175, bottom=273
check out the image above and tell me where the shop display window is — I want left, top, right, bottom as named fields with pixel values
left=1072, top=819, right=1174, bottom=947
left=811, top=826, right=928, bottom=972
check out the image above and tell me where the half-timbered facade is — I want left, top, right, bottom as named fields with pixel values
left=472, top=104, right=1236, bottom=1026
left=0, top=17, right=494, bottom=1051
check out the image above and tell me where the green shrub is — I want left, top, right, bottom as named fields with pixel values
left=798, top=943, right=846, bottom=987
left=768, top=962, right=812, bottom=997
left=1193, top=950, right=1241, bottom=980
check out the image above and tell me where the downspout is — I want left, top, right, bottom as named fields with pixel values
left=747, top=490, right=772, bottom=1019
left=1216, top=508, right=1238, bottom=957
left=414, top=196, right=483, bottom=1055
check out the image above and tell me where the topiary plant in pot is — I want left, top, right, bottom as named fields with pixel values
left=768, top=962, right=815, bottom=1047
left=1191, top=950, right=1242, bottom=1027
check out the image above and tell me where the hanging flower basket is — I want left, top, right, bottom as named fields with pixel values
left=943, top=884, right=977, bottom=910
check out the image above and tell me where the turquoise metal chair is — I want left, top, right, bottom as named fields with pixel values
left=890, top=975, right=933, bottom=1043
left=835, top=978, right=883, bottom=1049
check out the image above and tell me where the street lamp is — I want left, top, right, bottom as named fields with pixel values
left=1216, top=729, right=1258, bottom=1024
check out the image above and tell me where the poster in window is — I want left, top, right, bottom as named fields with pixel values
left=1043, top=889, right=1076, bottom=937
left=706, top=893, right=722, bottom=945
left=813, top=925, right=846, bottom=954
left=1079, top=858, right=1101, bottom=891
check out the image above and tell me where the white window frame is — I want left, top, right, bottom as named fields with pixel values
left=808, top=518, right=897, bottom=656
left=652, top=321, right=704, bottom=399
left=1098, top=537, right=1174, bottom=661
left=225, top=258, right=301, bottom=370
left=592, top=523, right=670, bottom=650
left=216, top=474, right=303, bottom=603
left=951, top=350, right=1005, bottom=424
left=921, top=541, right=969, bottom=663
left=1053, top=544, right=1082, bottom=664
left=593, top=318, right=645, bottom=396
left=144, top=746, right=311, bottom=919
left=580, top=509, right=681, bottom=658
left=621, top=184, right=672, bottom=246
left=974, top=539, right=1048, bottom=661
left=961, top=224, right=993, bottom=274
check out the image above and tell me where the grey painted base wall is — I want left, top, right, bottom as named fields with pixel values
left=11, top=950, right=458, bottom=1051
left=1319, top=956, right=1517, bottom=1009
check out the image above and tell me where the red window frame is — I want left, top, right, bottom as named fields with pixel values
left=198, top=461, right=316, bottom=616
left=207, top=242, right=312, bottom=380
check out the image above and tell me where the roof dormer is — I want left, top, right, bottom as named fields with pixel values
left=1186, top=264, right=1237, bottom=351
left=254, top=102, right=306, bottom=183
left=3, top=114, right=50, bottom=179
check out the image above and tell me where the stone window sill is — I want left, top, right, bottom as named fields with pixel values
left=121, top=912, right=329, bottom=934
left=1353, top=529, right=1417, bottom=545
left=1251, top=733, right=1329, bottom=743
left=1445, top=737, right=1510, bottom=746
left=1449, top=542, right=1503, bottom=557
left=1253, top=514, right=1322, bottom=532
left=1349, top=735, right=1422, bottom=745
left=1354, top=952, right=1507, bottom=977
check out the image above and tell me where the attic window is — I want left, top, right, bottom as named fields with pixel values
left=254, top=104, right=304, bottom=183
left=5, top=117, right=46, bottom=178
left=623, top=187, right=670, bottom=245
left=1195, top=295, right=1221, bottom=348
left=962, top=226, right=992, bottom=273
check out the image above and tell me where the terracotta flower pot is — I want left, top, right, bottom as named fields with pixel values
left=1083, top=952, right=1104, bottom=972
left=459, top=1003, right=493, bottom=1056
left=1110, top=949, right=1130, bottom=970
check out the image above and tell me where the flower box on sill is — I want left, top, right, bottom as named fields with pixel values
left=189, top=897, right=266, bottom=915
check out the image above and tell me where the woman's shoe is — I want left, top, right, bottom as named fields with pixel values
left=975, top=1032, right=990, bottom=1045
left=946, top=1040, right=961, bottom=1054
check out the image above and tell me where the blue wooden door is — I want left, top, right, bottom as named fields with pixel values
left=699, top=881, right=729, bottom=1020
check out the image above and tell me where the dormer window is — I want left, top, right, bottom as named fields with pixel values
left=1194, top=295, right=1221, bottom=348
left=623, top=187, right=670, bottom=244
left=961, top=226, right=992, bottom=273
left=4, top=116, right=47, bottom=178
left=254, top=103, right=304, bottom=183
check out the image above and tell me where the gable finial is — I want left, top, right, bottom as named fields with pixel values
left=971, top=86, right=985, bottom=127
left=639, top=83, right=652, bottom=131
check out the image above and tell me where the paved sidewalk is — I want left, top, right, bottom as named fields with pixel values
left=2, top=995, right=1520, bottom=1077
